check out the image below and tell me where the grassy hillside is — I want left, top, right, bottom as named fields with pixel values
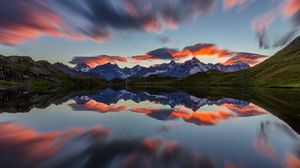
left=180, top=36, right=300, bottom=88
left=0, top=55, right=107, bottom=90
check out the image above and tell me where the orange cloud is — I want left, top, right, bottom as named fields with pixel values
left=0, top=123, right=215, bottom=168
left=0, top=1, right=113, bottom=45
left=0, top=4, right=62, bottom=45
left=131, top=54, right=159, bottom=61
left=142, top=18, right=162, bottom=32
left=70, top=55, right=128, bottom=67
left=168, top=107, right=233, bottom=125
left=72, top=97, right=268, bottom=126
left=223, top=103, right=268, bottom=116
left=283, top=0, right=300, bottom=17
left=169, top=44, right=232, bottom=60
left=223, top=0, right=248, bottom=11
left=166, top=103, right=267, bottom=126
left=70, top=42, right=267, bottom=66
left=142, top=138, right=179, bottom=154
left=84, top=100, right=128, bottom=113
left=224, top=161, right=238, bottom=168
left=0, top=123, right=110, bottom=167
left=0, top=0, right=216, bottom=45
left=182, top=44, right=232, bottom=58
left=125, top=2, right=138, bottom=17
left=285, top=153, right=300, bottom=168
left=253, top=138, right=278, bottom=160
left=131, top=44, right=234, bottom=62
left=131, top=107, right=161, bottom=114
left=123, top=137, right=214, bottom=167
left=223, top=53, right=268, bottom=65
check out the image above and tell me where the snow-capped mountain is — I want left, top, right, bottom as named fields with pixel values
left=75, top=58, right=250, bottom=80
left=73, top=88, right=250, bottom=111
left=74, top=63, right=91, bottom=72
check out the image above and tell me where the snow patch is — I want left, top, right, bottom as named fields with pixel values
left=189, top=67, right=201, bottom=75
left=144, top=70, right=168, bottom=77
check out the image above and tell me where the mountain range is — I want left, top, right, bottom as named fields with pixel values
left=124, top=36, right=300, bottom=88
left=1, top=36, right=300, bottom=89
left=74, top=57, right=250, bottom=80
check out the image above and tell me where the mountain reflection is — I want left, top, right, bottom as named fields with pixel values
left=0, top=122, right=213, bottom=168
left=73, top=88, right=250, bottom=111
left=70, top=89, right=268, bottom=126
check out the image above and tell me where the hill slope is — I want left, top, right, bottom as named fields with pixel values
left=181, top=36, right=300, bottom=87
left=0, top=55, right=106, bottom=90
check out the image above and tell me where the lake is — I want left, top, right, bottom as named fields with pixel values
left=0, top=87, right=299, bottom=168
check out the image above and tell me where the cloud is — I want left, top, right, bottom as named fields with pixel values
left=71, top=43, right=267, bottom=66
left=252, top=0, right=300, bottom=48
left=285, top=153, right=300, bottom=168
left=223, top=103, right=268, bottom=116
left=273, top=29, right=299, bottom=47
left=0, top=0, right=216, bottom=45
left=167, top=103, right=267, bottom=126
left=0, top=122, right=110, bottom=168
left=0, top=1, right=63, bottom=45
left=0, top=122, right=214, bottom=168
left=292, top=10, right=300, bottom=26
left=131, top=54, right=160, bottom=61
left=224, top=52, right=268, bottom=65
left=169, top=107, right=233, bottom=125
left=252, top=11, right=277, bottom=49
left=70, top=55, right=128, bottom=67
left=71, top=93, right=267, bottom=126
left=147, top=48, right=179, bottom=59
left=223, top=0, right=249, bottom=11
left=254, top=138, right=278, bottom=160
left=133, top=43, right=233, bottom=61
left=131, top=107, right=162, bottom=113
left=179, top=43, right=232, bottom=58
left=282, top=0, right=300, bottom=17
left=70, top=100, right=128, bottom=113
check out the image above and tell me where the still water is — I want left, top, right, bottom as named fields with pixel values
left=0, top=88, right=299, bottom=168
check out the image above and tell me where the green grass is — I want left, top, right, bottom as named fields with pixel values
left=32, top=79, right=57, bottom=91
left=0, top=80, right=17, bottom=88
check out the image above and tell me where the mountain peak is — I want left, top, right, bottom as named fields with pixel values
left=82, top=57, right=250, bottom=80
left=184, top=57, right=203, bottom=66
left=100, top=62, right=120, bottom=68
left=74, top=63, right=91, bottom=72
left=191, top=57, right=200, bottom=62
left=170, top=60, right=176, bottom=65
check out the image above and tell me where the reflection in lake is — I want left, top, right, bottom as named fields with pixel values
left=70, top=89, right=268, bottom=126
left=0, top=123, right=213, bottom=168
left=0, top=88, right=299, bottom=168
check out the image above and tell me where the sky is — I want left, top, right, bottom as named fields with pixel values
left=0, top=0, right=299, bottom=68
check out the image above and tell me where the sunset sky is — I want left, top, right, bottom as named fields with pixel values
left=0, top=0, right=299, bottom=67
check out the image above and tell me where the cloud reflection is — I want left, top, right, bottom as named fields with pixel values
left=70, top=89, right=268, bottom=126
left=253, top=121, right=300, bottom=167
left=0, top=122, right=214, bottom=168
